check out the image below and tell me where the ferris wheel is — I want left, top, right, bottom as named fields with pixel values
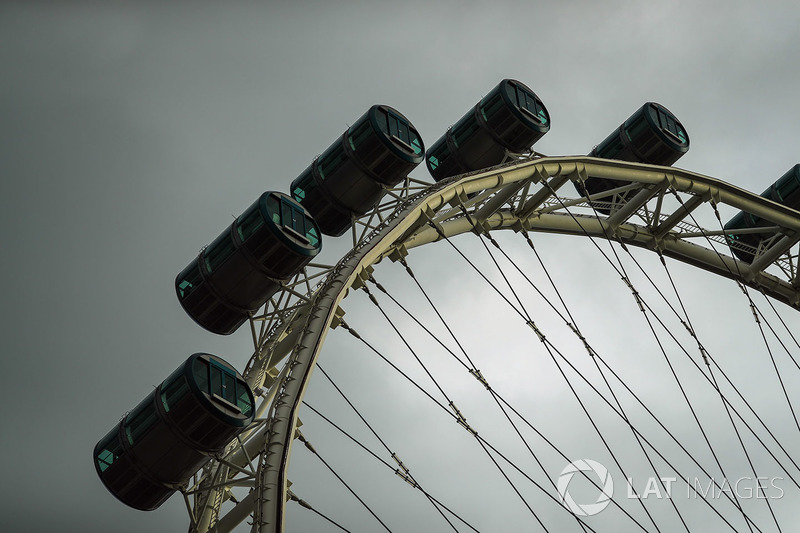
left=94, top=81, right=800, bottom=532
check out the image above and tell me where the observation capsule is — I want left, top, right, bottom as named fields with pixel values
left=725, top=164, right=800, bottom=263
left=426, top=79, right=550, bottom=182
left=93, top=353, right=255, bottom=511
left=291, top=104, right=424, bottom=237
left=176, top=191, right=321, bottom=335
left=581, top=102, right=690, bottom=213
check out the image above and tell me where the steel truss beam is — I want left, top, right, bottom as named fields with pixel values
left=191, top=156, right=800, bottom=532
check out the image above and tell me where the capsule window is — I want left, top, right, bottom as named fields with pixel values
left=658, top=110, right=669, bottom=130
left=451, top=115, right=479, bottom=148
left=97, top=448, right=117, bottom=472
left=656, top=108, right=685, bottom=142
left=317, top=144, right=347, bottom=180
left=237, top=380, right=253, bottom=416
left=534, top=103, right=547, bottom=124
left=386, top=112, right=420, bottom=154
left=291, top=170, right=315, bottom=204
left=661, top=111, right=676, bottom=136
left=210, top=365, right=223, bottom=399
left=519, top=89, right=531, bottom=109
left=517, top=87, right=529, bottom=109
left=204, top=232, right=236, bottom=274
left=388, top=113, right=410, bottom=143
left=264, top=194, right=312, bottom=243
left=160, top=374, right=189, bottom=413
left=237, top=205, right=265, bottom=243
left=125, top=395, right=158, bottom=446
left=96, top=429, right=124, bottom=473
left=276, top=198, right=311, bottom=244
left=267, top=196, right=310, bottom=241
left=625, top=114, right=650, bottom=143
left=428, top=141, right=451, bottom=171
left=374, top=108, right=389, bottom=134
left=200, top=359, right=244, bottom=411
left=730, top=212, right=760, bottom=229
left=666, top=115, right=677, bottom=134
left=596, top=135, right=625, bottom=159
left=266, top=194, right=281, bottom=225
left=409, top=136, right=422, bottom=155
left=513, top=86, right=545, bottom=123
left=223, top=372, right=237, bottom=404
left=388, top=114, right=400, bottom=139
left=480, top=92, right=504, bottom=121
left=305, top=220, right=320, bottom=248
left=194, top=358, right=210, bottom=392
left=177, top=263, right=203, bottom=299
left=193, top=357, right=246, bottom=411
left=281, top=201, right=293, bottom=231
left=348, top=120, right=372, bottom=151
left=775, top=173, right=800, bottom=202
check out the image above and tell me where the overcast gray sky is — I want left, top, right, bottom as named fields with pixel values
left=2, top=1, right=800, bottom=532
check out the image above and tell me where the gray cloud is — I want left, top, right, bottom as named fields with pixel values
left=1, top=1, right=799, bottom=531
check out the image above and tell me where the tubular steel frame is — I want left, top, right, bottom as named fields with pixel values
left=183, top=156, right=800, bottom=532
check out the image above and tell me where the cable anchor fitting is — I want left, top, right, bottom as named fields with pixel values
left=484, top=233, right=501, bottom=249
left=749, top=302, right=761, bottom=324
left=391, top=452, right=410, bottom=475
left=369, top=277, right=388, bottom=294
left=698, top=345, right=710, bottom=366
left=523, top=232, right=536, bottom=250
left=361, top=285, right=379, bottom=307
left=527, top=320, right=546, bottom=342
left=295, top=429, right=316, bottom=454
left=399, top=258, right=416, bottom=279
left=736, top=280, right=747, bottom=295
left=287, top=490, right=312, bottom=510
left=341, top=321, right=362, bottom=340
left=469, top=368, right=491, bottom=390
left=621, top=277, right=645, bottom=312
left=680, top=319, right=696, bottom=338
left=394, top=469, right=419, bottom=489
left=449, top=401, right=478, bottom=436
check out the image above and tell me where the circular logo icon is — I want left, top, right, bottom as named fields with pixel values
left=557, top=459, right=614, bottom=516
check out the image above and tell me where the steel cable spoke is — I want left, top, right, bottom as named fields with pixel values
left=314, top=364, right=461, bottom=531
left=356, top=286, right=553, bottom=531
left=424, top=224, right=748, bottom=530
left=303, top=400, right=472, bottom=532
left=426, top=213, right=771, bottom=531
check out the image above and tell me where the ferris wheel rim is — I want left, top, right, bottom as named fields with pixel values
left=197, top=155, right=800, bottom=533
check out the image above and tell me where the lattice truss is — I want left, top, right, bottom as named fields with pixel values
left=181, top=155, right=800, bottom=533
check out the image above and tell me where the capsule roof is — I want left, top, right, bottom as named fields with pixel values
left=634, top=102, right=689, bottom=152
left=498, top=79, right=550, bottom=133
left=365, top=104, right=424, bottom=164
